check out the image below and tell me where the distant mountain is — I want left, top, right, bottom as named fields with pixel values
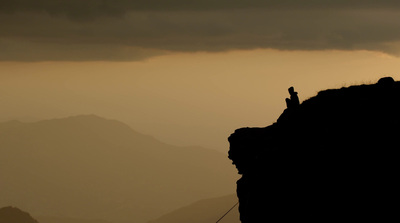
left=36, top=216, right=111, bottom=223
left=147, top=194, right=240, bottom=223
left=0, top=115, right=238, bottom=223
left=0, top=206, right=39, bottom=223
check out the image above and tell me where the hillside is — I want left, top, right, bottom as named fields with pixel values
left=0, top=115, right=238, bottom=223
left=36, top=216, right=111, bottom=223
left=228, top=77, right=400, bottom=222
left=148, top=194, right=240, bottom=223
left=0, top=206, right=39, bottom=223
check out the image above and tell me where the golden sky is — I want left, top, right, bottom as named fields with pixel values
left=1, top=49, right=399, bottom=151
left=2, top=1, right=400, bottom=150
left=4, top=3, right=400, bottom=223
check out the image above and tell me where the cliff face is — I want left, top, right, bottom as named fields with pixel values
left=228, top=77, right=400, bottom=222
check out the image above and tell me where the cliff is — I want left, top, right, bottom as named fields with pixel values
left=228, top=77, right=400, bottom=222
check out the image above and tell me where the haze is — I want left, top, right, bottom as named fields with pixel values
left=1, top=50, right=400, bottom=151
left=1, top=1, right=400, bottom=223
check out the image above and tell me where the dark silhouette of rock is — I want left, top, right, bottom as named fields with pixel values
left=228, top=77, right=400, bottom=222
left=0, top=206, right=39, bottom=223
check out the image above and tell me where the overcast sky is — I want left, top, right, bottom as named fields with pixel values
left=2, top=0, right=400, bottom=61
left=1, top=1, right=400, bottom=151
left=2, top=4, right=400, bottom=223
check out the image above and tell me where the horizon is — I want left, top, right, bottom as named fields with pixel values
left=2, top=1, right=400, bottom=223
left=1, top=49, right=400, bottom=152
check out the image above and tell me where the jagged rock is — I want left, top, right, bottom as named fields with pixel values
left=228, top=77, right=400, bottom=222
left=0, top=206, right=39, bottom=223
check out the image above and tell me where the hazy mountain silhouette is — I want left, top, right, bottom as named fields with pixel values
left=228, top=77, right=400, bottom=222
left=0, top=206, right=39, bottom=223
left=147, top=194, right=240, bottom=223
left=36, top=216, right=111, bottom=223
left=0, top=115, right=237, bottom=223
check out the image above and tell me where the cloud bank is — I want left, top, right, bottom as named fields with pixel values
left=1, top=0, right=400, bottom=61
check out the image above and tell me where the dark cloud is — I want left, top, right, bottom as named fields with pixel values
left=2, top=0, right=400, bottom=19
left=1, top=1, right=400, bottom=61
left=0, top=38, right=166, bottom=62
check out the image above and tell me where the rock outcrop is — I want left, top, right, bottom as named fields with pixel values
left=228, top=77, right=400, bottom=222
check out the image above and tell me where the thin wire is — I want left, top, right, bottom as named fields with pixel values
left=215, top=201, right=239, bottom=223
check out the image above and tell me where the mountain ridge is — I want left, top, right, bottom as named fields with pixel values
left=0, top=206, right=39, bottom=223
left=147, top=194, right=240, bottom=223
left=0, top=115, right=237, bottom=223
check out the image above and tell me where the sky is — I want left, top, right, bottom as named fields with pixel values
left=1, top=0, right=400, bottom=151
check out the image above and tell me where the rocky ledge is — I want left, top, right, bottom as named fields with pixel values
left=228, top=77, right=400, bottom=222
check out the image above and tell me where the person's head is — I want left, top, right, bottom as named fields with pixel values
left=288, top=86, right=294, bottom=94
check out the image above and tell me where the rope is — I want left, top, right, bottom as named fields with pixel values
left=215, top=201, right=239, bottom=223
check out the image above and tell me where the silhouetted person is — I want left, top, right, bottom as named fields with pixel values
left=278, top=86, right=300, bottom=124
left=285, top=98, right=291, bottom=108
left=285, top=86, right=299, bottom=109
